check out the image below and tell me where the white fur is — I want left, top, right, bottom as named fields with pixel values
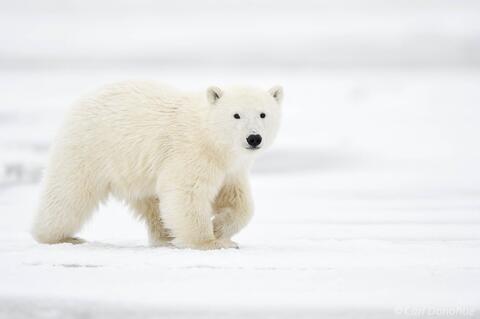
left=31, top=81, right=282, bottom=250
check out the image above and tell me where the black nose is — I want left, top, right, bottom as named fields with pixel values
left=246, top=134, right=262, bottom=147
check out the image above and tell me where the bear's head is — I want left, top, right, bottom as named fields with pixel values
left=206, top=85, right=283, bottom=156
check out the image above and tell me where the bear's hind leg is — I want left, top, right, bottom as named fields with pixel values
left=130, top=197, right=173, bottom=247
left=32, top=174, right=104, bottom=244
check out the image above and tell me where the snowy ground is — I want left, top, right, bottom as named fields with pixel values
left=1, top=67, right=480, bottom=318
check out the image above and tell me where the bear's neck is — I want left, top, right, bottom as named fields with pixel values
left=198, top=131, right=253, bottom=174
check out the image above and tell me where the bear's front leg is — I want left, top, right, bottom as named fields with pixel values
left=213, top=173, right=253, bottom=246
left=157, top=166, right=237, bottom=250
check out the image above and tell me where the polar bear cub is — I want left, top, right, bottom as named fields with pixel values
left=32, top=82, right=283, bottom=250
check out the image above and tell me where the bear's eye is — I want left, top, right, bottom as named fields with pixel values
left=233, top=113, right=241, bottom=119
left=260, top=113, right=266, bottom=118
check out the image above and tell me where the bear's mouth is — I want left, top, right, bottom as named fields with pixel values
left=246, top=146, right=261, bottom=151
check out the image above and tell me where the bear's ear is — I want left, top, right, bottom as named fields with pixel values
left=269, top=85, right=283, bottom=104
left=207, top=86, right=223, bottom=104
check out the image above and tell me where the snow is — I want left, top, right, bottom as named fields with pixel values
left=1, top=68, right=480, bottom=318
left=2, top=180, right=480, bottom=318
left=1, top=1, right=480, bottom=318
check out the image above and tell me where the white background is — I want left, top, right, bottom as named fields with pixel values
left=1, top=1, right=480, bottom=318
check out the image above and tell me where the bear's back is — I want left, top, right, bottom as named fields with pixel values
left=51, top=81, right=206, bottom=197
